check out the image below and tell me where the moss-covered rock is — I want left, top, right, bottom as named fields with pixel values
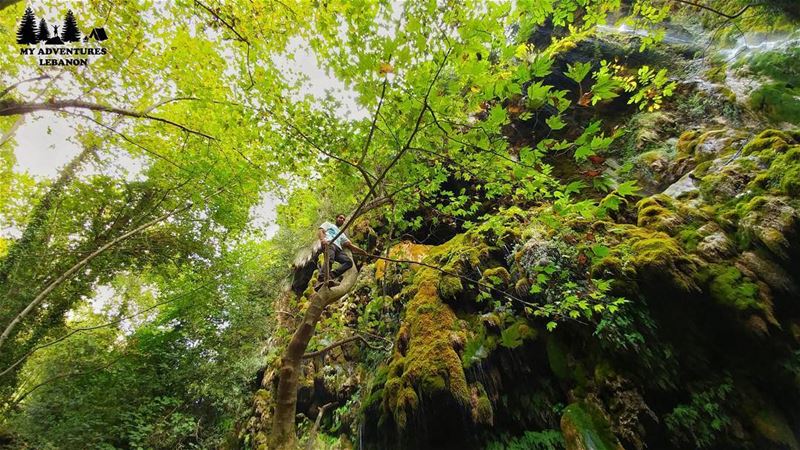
left=738, top=195, right=799, bottom=260
left=749, top=82, right=800, bottom=126
left=677, top=130, right=703, bottom=155
left=742, top=129, right=797, bottom=156
left=382, top=278, right=469, bottom=430
left=481, top=266, right=512, bottom=285
left=629, top=232, right=700, bottom=292
left=636, top=196, right=683, bottom=233
left=757, top=146, right=800, bottom=196
left=700, top=264, right=762, bottom=311
left=561, top=402, right=624, bottom=450
left=736, top=251, right=797, bottom=295
left=694, top=223, right=736, bottom=261
left=343, top=126, right=800, bottom=449
left=469, top=383, right=494, bottom=426
left=375, top=241, right=433, bottom=280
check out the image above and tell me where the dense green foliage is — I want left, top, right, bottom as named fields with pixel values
left=0, top=0, right=799, bottom=449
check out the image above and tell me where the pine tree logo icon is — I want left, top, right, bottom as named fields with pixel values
left=15, top=7, right=37, bottom=45
left=36, top=17, right=50, bottom=43
left=60, top=10, right=81, bottom=42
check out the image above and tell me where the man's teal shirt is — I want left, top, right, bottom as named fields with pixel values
left=319, top=222, right=350, bottom=249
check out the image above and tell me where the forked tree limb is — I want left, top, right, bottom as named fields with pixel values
left=269, top=49, right=452, bottom=450
left=305, top=402, right=336, bottom=450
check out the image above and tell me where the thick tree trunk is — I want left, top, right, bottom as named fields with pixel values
left=270, top=252, right=358, bottom=449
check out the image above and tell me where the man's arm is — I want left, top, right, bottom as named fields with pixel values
left=318, top=227, right=329, bottom=245
left=344, top=241, right=369, bottom=256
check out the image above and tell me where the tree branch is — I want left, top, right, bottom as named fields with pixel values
left=193, top=0, right=255, bottom=89
left=0, top=99, right=216, bottom=140
left=305, top=402, right=336, bottom=450
left=671, top=0, right=763, bottom=20
left=357, top=76, right=389, bottom=166
left=66, top=111, right=195, bottom=175
left=10, top=355, right=125, bottom=407
left=328, top=48, right=453, bottom=252
left=425, top=104, right=539, bottom=170
left=302, top=335, right=364, bottom=359
left=194, top=0, right=249, bottom=43
left=360, top=195, right=393, bottom=214
left=0, top=195, right=209, bottom=354
left=260, top=106, right=377, bottom=188
left=0, top=75, right=50, bottom=99
left=0, top=71, right=65, bottom=149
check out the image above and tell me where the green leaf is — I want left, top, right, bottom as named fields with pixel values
left=528, top=53, right=553, bottom=77
left=526, top=81, right=552, bottom=109
left=565, top=61, right=592, bottom=83
left=590, top=70, right=621, bottom=104
left=574, top=144, right=594, bottom=161
left=545, top=115, right=566, bottom=130
left=591, top=244, right=610, bottom=258
left=500, top=323, right=524, bottom=348
left=564, top=180, right=586, bottom=195
left=514, top=43, right=529, bottom=59
left=616, top=181, right=641, bottom=197
left=487, top=104, right=509, bottom=127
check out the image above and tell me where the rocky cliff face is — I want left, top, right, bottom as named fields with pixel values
left=250, top=8, right=800, bottom=450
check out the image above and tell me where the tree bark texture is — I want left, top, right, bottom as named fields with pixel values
left=270, top=251, right=358, bottom=449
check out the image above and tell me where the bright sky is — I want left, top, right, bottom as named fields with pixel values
left=14, top=112, right=78, bottom=177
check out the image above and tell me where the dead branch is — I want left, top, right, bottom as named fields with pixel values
left=305, top=402, right=336, bottom=450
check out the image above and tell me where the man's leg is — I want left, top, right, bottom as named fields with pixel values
left=315, top=244, right=340, bottom=290
left=324, top=244, right=335, bottom=280
left=330, top=245, right=353, bottom=278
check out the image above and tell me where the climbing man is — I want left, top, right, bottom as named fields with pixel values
left=317, top=214, right=368, bottom=288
